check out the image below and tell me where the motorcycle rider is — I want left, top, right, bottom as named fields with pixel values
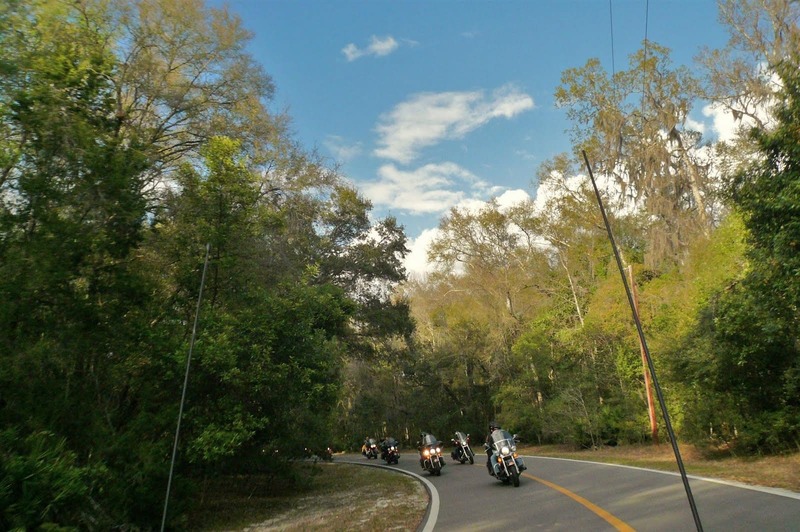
left=417, top=432, right=429, bottom=468
left=362, top=437, right=376, bottom=456
left=451, top=432, right=460, bottom=460
left=379, top=436, right=393, bottom=461
left=450, top=431, right=470, bottom=461
left=485, top=421, right=499, bottom=475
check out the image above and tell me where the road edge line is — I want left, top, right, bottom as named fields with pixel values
left=337, top=459, right=439, bottom=532
left=526, top=455, right=800, bottom=500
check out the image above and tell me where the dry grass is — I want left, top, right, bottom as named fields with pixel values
left=188, top=461, right=427, bottom=531
left=521, top=443, right=800, bottom=493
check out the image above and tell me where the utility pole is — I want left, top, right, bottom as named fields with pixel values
left=628, top=265, right=659, bottom=444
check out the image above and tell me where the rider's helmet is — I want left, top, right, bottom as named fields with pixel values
left=489, top=421, right=499, bottom=433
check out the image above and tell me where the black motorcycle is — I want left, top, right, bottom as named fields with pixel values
left=305, top=446, right=333, bottom=462
left=485, top=429, right=525, bottom=487
left=418, top=433, right=445, bottom=476
left=380, top=437, right=400, bottom=464
left=322, top=446, right=334, bottom=461
left=362, top=438, right=379, bottom=459
left=450, top=431, right=475, bottom=464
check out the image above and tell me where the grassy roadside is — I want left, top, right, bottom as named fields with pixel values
left=188, top=460, right=427, bottom=531
left=520, top=443, right=800, bottom=493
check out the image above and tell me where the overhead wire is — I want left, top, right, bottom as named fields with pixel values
left=609, top=0, right=616, bottom=81
left=642, top=0, right=649, bottom=117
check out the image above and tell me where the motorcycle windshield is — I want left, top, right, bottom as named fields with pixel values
left=455, top=431, right=468, bottom=444
left=421, top=433, right=439, bottom=447
left=384, top=438, right=398, bottom=447
left=367, top=438, right=377, bottom=446
left=490, top=429, right=516, bottom=452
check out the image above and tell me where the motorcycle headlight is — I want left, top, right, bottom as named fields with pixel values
left=436, top=447, right=441, bottom=453
left=423, top=449, right=430, bottom=457
left=511, top=445, right=517, bottom=452
left=501, top=446, right=510, bottom=455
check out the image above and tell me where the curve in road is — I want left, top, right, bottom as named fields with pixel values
left=339, top=459, right=439, bottom=531
left=522, top=471, right=635, bottom=531
left=343, top=453, right=800, bottom=530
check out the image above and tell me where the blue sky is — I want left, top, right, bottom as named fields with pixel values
left=210, top=0, right=730, bottom=274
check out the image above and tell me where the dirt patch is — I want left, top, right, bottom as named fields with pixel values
left=193, top=462, right=428, bottom=532
left=240, top=482, right=427, bottom=532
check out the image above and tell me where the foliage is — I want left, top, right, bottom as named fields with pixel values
left=0, top=429, right=103, bottom=530
left=554, top=43, right=716, bottom=269
left=691, top=51, right=800, bottom=452
left=0, top=0, right=409, bottom=527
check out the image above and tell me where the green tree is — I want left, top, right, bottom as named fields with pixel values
left=712, top=52, right=800, bottom=451
left=0, top=0, right=158, bottom=526
left=0, top=1, right=412, bottom=527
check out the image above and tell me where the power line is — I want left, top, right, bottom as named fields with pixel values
left=609, top=0, right=616, bottom=81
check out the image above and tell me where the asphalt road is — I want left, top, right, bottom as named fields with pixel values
left=346, top=451, right=800, bottom=531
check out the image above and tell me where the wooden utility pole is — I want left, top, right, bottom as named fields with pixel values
left=629, top=265, right=659, bottom=444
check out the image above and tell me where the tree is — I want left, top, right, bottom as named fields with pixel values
left=665, top=11, right=800, bottom=452
left=428, top=199, right=550, bottom=327
left=111, top=0, right=284, bottom=175
left=696, top=0, right=799, bottom=200
left=0, top=1, right=157, bottom=526
left=712, top=51, right=800, bottom=451
left=554, top=43, right=717, bottom=269
left=0, top=1, right=412, bottom=527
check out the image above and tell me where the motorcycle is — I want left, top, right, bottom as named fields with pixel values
left=484, top=428, right=526, bottom=487
left=304, top=446, right=334, bottom=462
left=450, top=431, right=475, bottom=464
left=322, top=446, right=334, bottom=461
left=418, top=433, right=445, bottom=476
left=362, top=438, right=379, bottom=459
left=380, top=437, right=400, bottom=464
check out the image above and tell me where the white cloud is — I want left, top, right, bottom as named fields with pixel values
left=702, top=103, right=739, bottom=143
left=342, top=35, right=399, bottom=62
left=361, top=162, right=477, bottom=214
left=496, top=188, right=531, bottom=210
left=702, top=97, right=776, bottom=144
left=404, top=228, right=441, bottom=279
left=374, top=84, right=534, bottom=163
left=684, top=116, right=706, bottom=135
left=324, top=135, right=362, bottom=162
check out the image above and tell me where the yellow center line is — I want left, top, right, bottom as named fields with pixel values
left=522, top=472, right=636, bottom=532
